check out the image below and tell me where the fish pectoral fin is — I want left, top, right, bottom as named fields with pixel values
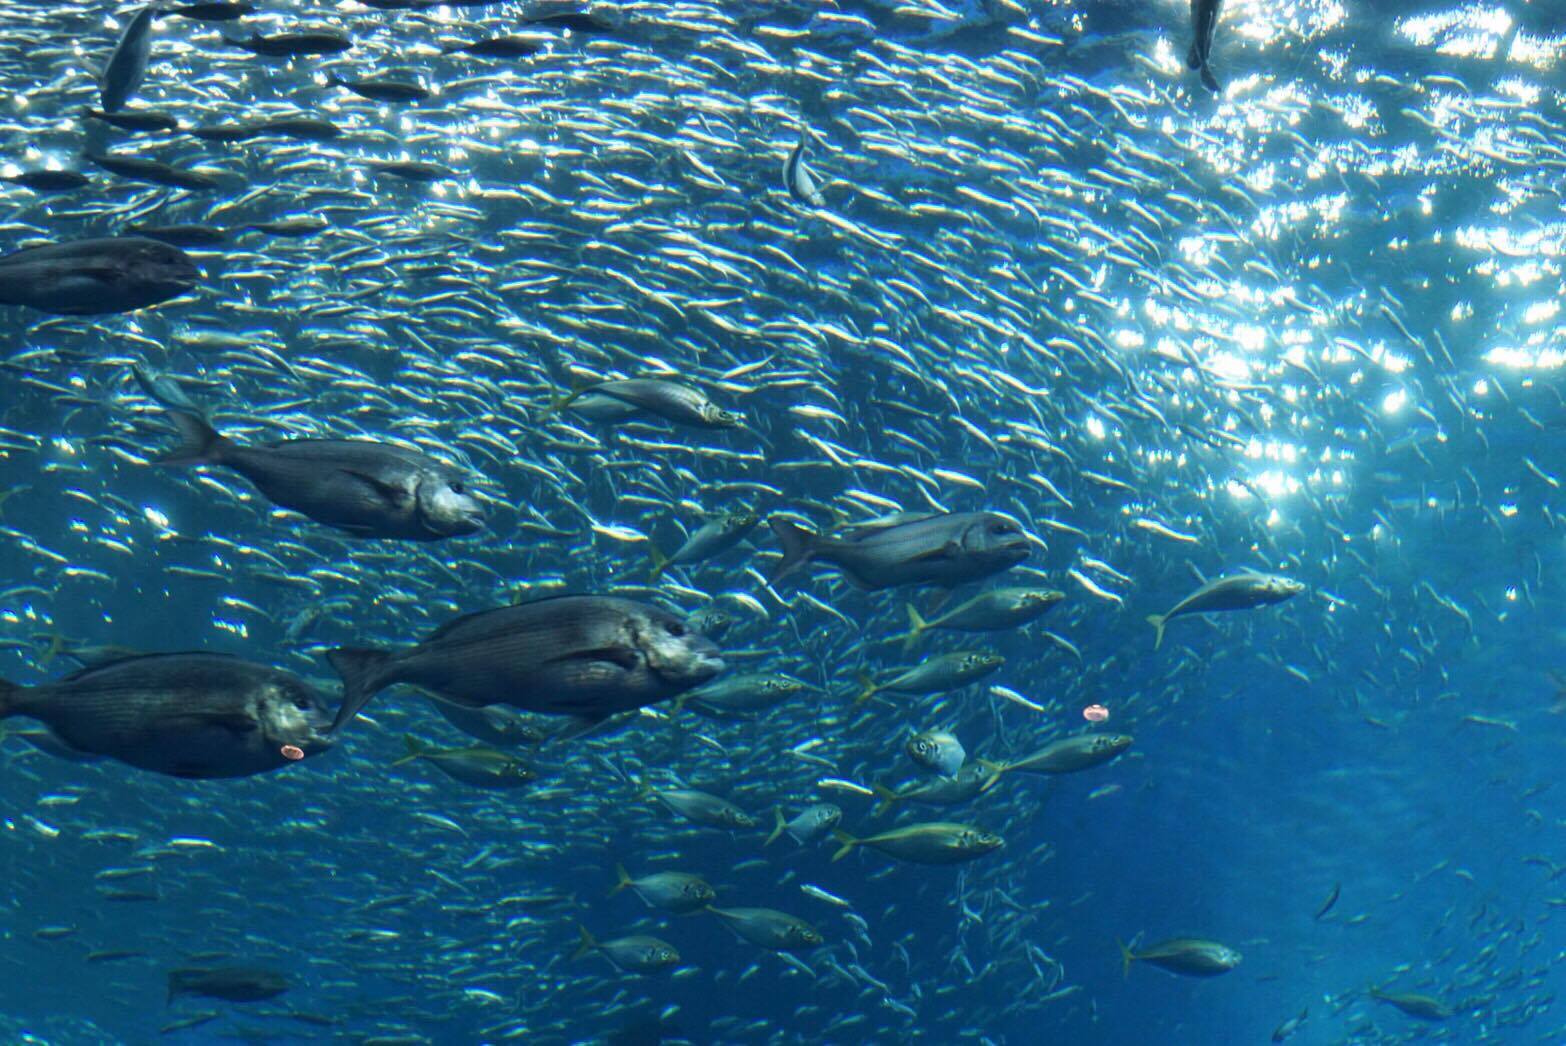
left=905, top=540, right=960, bottom=563
left=339, top=469, right=412, bottom=508
left=546, top=645, right=641, bottom=672
left=159, top=712, right=259, bottom=735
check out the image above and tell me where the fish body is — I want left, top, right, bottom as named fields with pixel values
left=125, top=223, right=228, bottom=247
left=611, top=864, right=714, bottom=914
left=85, top=108, right=178, bottom=131
left=766, top=803, right=842, bottom=846
left=168, top=967, right=288, bottom=1003
left=647, top=786, right=755, bottom=830
left=0, top=237, right=197, bottom=315
left=0, top=654, right=333, bottom=778
left=768, top=512, right=1029, bottom=590
left=1120, top=936, right=1241, bottom=978
left=1, top=170, right=90, bottom=192
left=784, top=127, right=825, bottom=207
left=248, top=116, right=341, bottom=140
left=392, top=736, right=535, bottom=789
left=157, top=411, right=483, bottom=541
left=101, top=4, right=159, bottom=113
left=649, top=511, right=759, bottom=579
left=327, top=595, right=723, bottom=729
left=899, top=587, right=1064, bottom=651
left=679, top=672, right=806, bottom=718
left=329, top=76, right=430, bottom=103
left=224, top=31, right=352, bottom=57
left=572, top=926, right=679, bottom=974
left=994, top=734, right=1133, bottom=776
left=1369, top=988, right=1451, bottom=1021
left=1188, top=0, right=1223, bottom=92
left=87, top=152, right=219, bottom=190
left=832, top=822, right=1002, bottom=864
left=427, top=697, right=547, bottom=747
left=1147, top=573, right=1304, bottom=649
left=1271, top=1008, right=1308, bottom=1042
left=170, top=3, right=256, bottom=21
left=443, top=37, right=543, bottom=58
left=557, top=379, right=742, bottom=429
left=872, top=763, right=1001, bottom=814
left=857, top=651, right=1003, bottom=704
left=906, top=729, right=965, bottom=776
left=706, top=906, right=823, bottom=951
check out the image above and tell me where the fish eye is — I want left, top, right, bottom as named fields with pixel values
left=990, top=522, right=1014, bottom=535
left=292, top=696, right=313, bottom=711
left=667, top=621, right=686, bottom=637
left=450, top=481, right=465, bottom=494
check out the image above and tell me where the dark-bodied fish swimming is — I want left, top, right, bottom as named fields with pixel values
left=156, top=410, right=484, bottom=541
left=0, top=654, right=334, bottom=778
left=1147, top=572, right=1304, bottom=649
left=0, top=236, right=197, bottom=315
left=99, top=4, right=159, bottom=113
left=1188, top=0, right=1223, bottom=92
left=326, top=595, right=724, bottom=730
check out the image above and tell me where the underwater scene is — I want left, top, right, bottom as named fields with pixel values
left=1, top=0, right=1564, bottom=1043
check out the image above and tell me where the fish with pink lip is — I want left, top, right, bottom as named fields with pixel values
left=0, top=653, right=334, bottom=778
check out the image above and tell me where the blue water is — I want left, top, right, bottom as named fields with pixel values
left=3, top=1, right=1566, bottom=1043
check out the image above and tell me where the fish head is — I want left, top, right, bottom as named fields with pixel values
left=1266, top=575, right=1306, bottom=599
left=963, top=512, right=1032, bottom=565
left=806, top=804, right=842, bottom=830
left=701, top=403, right=745, bottom=427
left=257, top=675, right=335, bottom=760
left=965, top=651, right=1004, bottom=673
left=961, top=828, right=1005, bottom=854
left=786, top=922, right=825, bottom=948
left=1094, top=734, right=1135, bottom=757
left=723, top=509, right=760, bottom=533
left=642, top=943, right=680, bottom=967
left=129, top=238, right=200, bottom=297
left=415, top=470, right=484, bottom=536
left=682, top=879, right=716, bottom=906
left=634, top=607, right=725, bottom=687
left=686, top=607, right=732, bottom=639
left=1020, top=588, right=1066, bottom=610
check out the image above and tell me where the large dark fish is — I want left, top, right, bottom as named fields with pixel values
left=326, top=595, right=724, bottom=731
left=0, top=654, right=334, bottom=778
left=85, top=107, right=178, bottom=132
left=167, top=967, right=289, bottom=1003
left=125, top=223, right=229, bottom=248
left=0, top=236, right=198, bottom=315
left=767, top=511, right=1030, bottom=590
left=169, top=2, right=256, bottom=21
left=156, top=411, right=484, bottom=541
left=1188, top=0, right=1222, bottom=92
left=0, top=170, right=90, bottom=192
left=100, top=3, right=159, bottom=113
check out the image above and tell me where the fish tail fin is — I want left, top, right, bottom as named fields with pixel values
left=1201, top=65, right=1220, bottom=93
left=390, top=735, right=425, bottom=767
left=851, top=670, right=879, bottom=707
left=166, top=970, right=192, bottom=1005
left=325, top=647, right=392, bottom=734
left=901, top=604, right=927, bottom=655
left=1145, top=614, right=1166, bottom=650
left=871, top=784, right=899, bottom=817
left=156, top=409, right=232, bottom=466
left=647, top=543, right=669, bottom=581
left=609, top=862, right=632, bottom=896
left=632, top=775, right=652, bottom=802
left=540, top=384, right=587, bottom=420
left=1118, top=938, right=1135, bottom=978
left=976, top=758, right=1007, bottom=777
left=830, top=829, right=858, bottom=862
left=570, top=924, right=597, bottom=961
left=0, top=676, right=18, bottom=718
left=765, top=519, right=818, bottom=585
left=764, top=807, right=786, bottom=847
left=1186, top=42, right=1202, bottom=71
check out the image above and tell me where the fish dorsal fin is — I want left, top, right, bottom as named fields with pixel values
left=60, top=651, right=244, bottom=683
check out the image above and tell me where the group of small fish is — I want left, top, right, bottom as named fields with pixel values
left=0, top=0, right=1551, bottom=1041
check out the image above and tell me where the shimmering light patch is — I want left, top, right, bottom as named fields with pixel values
left=1206, top=351, right=1250, bottom=383
left=1521, top=300, right=1558, bottom=325
left=1085, top=416, right=1106, bottom=441
left=1483, top=346, right=1566, bottom=370
left=1382, top=389, right=1407, bottom=414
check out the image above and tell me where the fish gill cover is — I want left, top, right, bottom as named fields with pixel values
left=0, top=0, right=1563, bottom=1042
